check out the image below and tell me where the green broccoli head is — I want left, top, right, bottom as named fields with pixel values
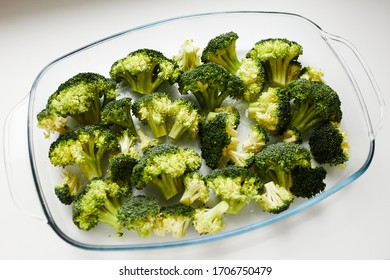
left=248, top=87, right=291, bottom=135
left=136, top=129, right=158, bottom=153
left=72, top=178, right=130, bottom=231
left=201, top=31, right=240, bottom=74
left=131, top=143, right=202, bottom=200
left=107, top=153, right=139, bottom=187
left=49, top=125, right=118, bottom=180
left=173, top=39, right=201, bottom=72
left=282, top=125, right=303, bottom=144
left=37, top=108, right=69, bottom=138
left=256, top=181, right=294, bottom=214
left=178, top=63, right=245, bottom=113
left=236, top=57, right=266, bottom=102
left=254, top=142, right=312, bottom=191
left=207, top=105, right=241, bottom=129
left=180, top=172, right=210, bottom=206
left=309, top=122, right=349, bottom=167
left=246, top=38, right=303, bottom=87
left=168, top=98, right=204, bottom=141
left=291, top=166, right=327, bottom=198
left=154, top=204, right=195, bottom=238
left=192, top=200, right=230, bottom=235
left=116, top=195, right=160, bottom=238
left=110, top=48, right=180, bottom=94
left=299, top=66, right=325, bottom=83
left=101, top=97, right=137, bottom=135
left=54, top=170, right=81, bottom=205
left=199, top=112, right=239, bottom=169
left=132, top=92, right=172, bottom=138
left=205, top=166, right=263, bottom=214
left=242, top=124, right=269, bottom=154
left=284, top=79, right=342, bottom=133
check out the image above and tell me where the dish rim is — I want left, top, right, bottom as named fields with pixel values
left=26, top=10, right=376, bottom=250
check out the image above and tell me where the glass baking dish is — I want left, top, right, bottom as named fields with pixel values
left=4, top=11, right=385, bottom=250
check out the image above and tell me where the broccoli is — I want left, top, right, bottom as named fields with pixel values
left=37, top=72, right=118, bottom=137
left=201, top=31, right=241, bottom=74
left=281, top=125, right=302, bottom=144
left=167, top=98, right=204, bottom=141
left=116, top=128, right=139, bottom=159
left=236, top=57, right=266, bottom=102
left=242, top=124, right=269, bottom=154
left=49, top=125, right=118, bottom=181
left=110, top=48, right=180, bottom=94
left=291, top=166, right=327, bottom=198
left=246, top=38, right=303, bottom=87
left=132, top=92, right=172, bottom=138
left=72, top=178, right=130, bottom=232
left=107, top=153, right=138, bottom=188
left=154, top=204, right=195, bottom=238
left=256, top=181, right=294, bottom=214
left=180, top=172, right=210, bottom=206
left=283, top=79, right=342, bottom=134
left=247, top=87, right=291, bottom=135
left=116, top=195, right=160, bottom=238
left=254, top=142, right=312, bottom=191
left=205, top=166, right=263, bottom=214
left=309, top=122, right=350, bottom=167
left=101, top=97, right=137, bottom=135
left=286, top=61, right=302, bottom=84
left=131, top=143, right=202, bottom=200
left=178, top=63, right=244, bottom=113
left=199, top=112, right=253, bottom=169
left=136, top=129, right=158, bottom=153
left=207, top=105, right=240, bottom=129
left=173, top=39, right=201, bottom=72
left=299, top=66, right=325, bottom=83
left=192, top=200, right=230, bottom=235
left=54, top=170, right=81, bottom=205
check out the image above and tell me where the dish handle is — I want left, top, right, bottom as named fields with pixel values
left=3, top=96, right=47, bottom=223
left=324, top=32, right=386, bottom=139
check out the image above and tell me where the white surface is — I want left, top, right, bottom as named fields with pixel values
left=0, top=0, right=388, bottom=260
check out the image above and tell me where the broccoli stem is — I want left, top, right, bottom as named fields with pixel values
left=72, top=93, right=101, bottom=125
left=151, top=174, right=184, bottom=200
left=268, top=170, right=293, bottom=191
left=292, top=102, right=324, bottom=132
left=168, top=122, right=187, bottom=140
left=99, top=198, right=122, bottom=231
left=146, top=115, right=167, bottom=138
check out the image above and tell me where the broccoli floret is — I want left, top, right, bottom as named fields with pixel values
left=37, top=72, right=117, bottom=137
left=49, top=125, right=118, bottom=180
left=72, top=178, right=130, bottom=232
left=116, top=128, right=139, bottom=159
left=236, top=57, right=266, bottom=102
left=192, top=200, right=230, bottom=235
left=282, top=125, right=302, bottom=144
left=131, top=143, right=202, bottom=200
left=180, top=172, right=210, bottom=206
left=54, top=170, right=81, bottom=205
left=132, top=92, right=172, bottom=138
left=200, top=112, right=252, bottom=169
left=173, top=39, right=201, bottom=72
left=246, top=38, right=303, bottom=87
left=309, top=122, right=350, bottom=167
left=154, top=204, right=195, bottom=238
left=284, top=79, right=342, bottom=133
left=254, top=142, right=312, bottom=191
left=178, top=63, right=244, bottom=113
left=286, top=60, right=302, bottom=84
left=201, top=31, right=241, bottom=74
left=110, top=48, right=180, bottom=94
left=205, top=166, right=263, bottom=214
left=37, top=108, right=69, bottom=138
left=247, top=87, right=291, bottom=135
left=299, top=66, right=325, bottom=83
left=116, top=195, right=160, bottom=238
left=101, top=97, right=137, bottom=135
left=136, top=129, right=158, bottom=153
left=256, top=181, right=294, bottom=214
left=291, top=166, right=327, bottom=198
left=167, top=98, right=204, bottom=141
left=207, top=105, right=240, bottom=129
left=107, top=153, right=138, bottom=187
left=242, top=124, right=269, bottom=154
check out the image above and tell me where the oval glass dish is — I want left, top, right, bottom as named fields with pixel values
left=5, top=11, right=385, bottom=250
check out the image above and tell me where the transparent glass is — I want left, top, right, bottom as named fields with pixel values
left=5, top=11, right=385, bottom=250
